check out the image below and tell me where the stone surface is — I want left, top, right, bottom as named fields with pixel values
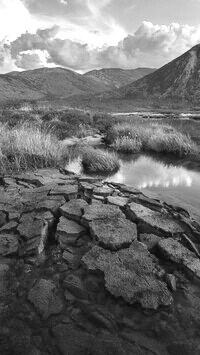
left=63, top=274, right=87, bottom=299
left=139, top=233, right=162, bottom=251
left=93, top=186, right=114, bottom=197
left=83, top=242, right=172, bottom=309
left=59, top=199, right=88, bottom=223
left=127, top=202, right=184, bottom=236
left=50, top=184, right=78, bottom=200
left=106, top=195, right=129, bottom=207
left=0, top=234, right=19, bottom=256
left=0, top=211, right=6, bottom=227
left=90, top=217, right=137, bottom=250
left=28, top=279, right=63, bottom=319
left=81, top=204, right=124, bottom=227
left=158, top=238, right=200, bottom=279
left=56, top=217, right=86, bottom=248
left=0, top=221, right=18, bottom=233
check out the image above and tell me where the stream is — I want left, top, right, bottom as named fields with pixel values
left=66, top=152, right=200, bottom=222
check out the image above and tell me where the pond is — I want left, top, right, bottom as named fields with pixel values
left=66, top=152, right=200, bottom=222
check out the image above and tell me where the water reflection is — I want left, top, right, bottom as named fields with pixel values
left=107, top=156, right=193, bottom=189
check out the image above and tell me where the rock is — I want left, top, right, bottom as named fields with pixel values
left=79, top=181, right=94, bottom=193
left=93, top=186, right=114, bottom=197
left=56, top=217, right=86, bottom=249
left=17, top=218, right=45, bottom=240
left=63, top=274, right=87, bottom=299
left=82, top=242, right=172, bottom=309
left=28, top=279, right=63, bottom=319
left=92, top=195, right=105, bottom=202
left=158, top=238, right=200, bottom=280
left=89, top=217, right=137, bottom=250
left=165, top=274, right=177, bottom=291
left=52, top=324, right=141, bottom=355
left=126, top=202, right=184, bottom=236
left=0, top=234, right=19, bottom=256
left=62, top=250, right=82, bottom=270
left=106, top=196, right=129, bottom=208
left=0, top=211, right=6, bottom=227
left=59, top=199, right=88, bottom=223
left=130, top=194, right=163, bottom=212
left=139, top=233, right=162, bottom=251
left=81, top=204, right=124, bottom=228
left=36, top=197, right=65, bottom=215
left=0, top=221, right=18, bottom=233
left=119, top=185, right=140, bottom=195
left=50, top=184, right=78, bottom=201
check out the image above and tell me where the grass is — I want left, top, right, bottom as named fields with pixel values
left=106, top=122, right=199, bottom=157
left=0, top=122, right=70, bottom=174
left=81, top=146, right=120, bottom=173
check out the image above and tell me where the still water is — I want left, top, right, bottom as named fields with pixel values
left=66, top=153, right=200, bottom=222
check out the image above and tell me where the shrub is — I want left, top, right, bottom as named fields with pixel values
left=81, top=146, right=120, bottom=173
left=111, top=136, right=142, bottom=153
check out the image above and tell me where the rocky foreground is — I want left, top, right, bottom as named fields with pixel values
left=1, top=169, right=200, bottom=354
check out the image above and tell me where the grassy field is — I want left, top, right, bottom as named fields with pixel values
left=0, top=122, right=69, bottom=174
left=0, top=105, right=200, bottom=174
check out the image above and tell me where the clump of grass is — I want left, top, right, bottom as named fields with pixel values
left=81, top=146, right=120, bottom=173
left=111, top=136, right=142, bottom=153
left=0, top=122, right=70, bottom=174
left=106, top=122, right=198, bottom=157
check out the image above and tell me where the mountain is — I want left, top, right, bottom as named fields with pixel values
left=117, top=44, right=200, bottom=105
left=84, top=67, right=156, bottom=89
left=0, top=67, right=109, bottom=103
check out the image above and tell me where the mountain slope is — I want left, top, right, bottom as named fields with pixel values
left=118, top=44, right=200, bottom=104
left=0, top=67, right=109, bottom=103
left=84, top=67, right=156, bottom=89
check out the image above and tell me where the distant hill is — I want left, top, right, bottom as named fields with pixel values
left=0, top=67, right=109, bottom=103
left=117, top=44, right=200, bottom=105
left=0, top=66, right=156, bottom=104
left=84, top=67, right=156, bottom=89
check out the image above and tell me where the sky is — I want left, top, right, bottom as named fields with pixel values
left=1, top=0, right=200, bottom=73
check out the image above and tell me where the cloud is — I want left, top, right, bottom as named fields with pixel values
left=4, top=21, right=200, bottom=72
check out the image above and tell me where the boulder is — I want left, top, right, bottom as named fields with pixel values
left=81, top=204, right=124, bottom=228
left=158, top=238, right=200, bottom=279
left=28, top=279, right=63, bottom=319
left=106, top=196, right=129, bottom=208
left=89, top=218, right=137, bottom=250
left=126, top=202, right=184, bottom=236
left=56, top=217, right=86, bottom=249
left=59, top=199, right=88, bottom=223
left=82, top=242, right=172, bottom=309
left=0, top=234, right=19, bottom=256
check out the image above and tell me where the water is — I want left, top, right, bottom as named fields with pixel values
left=66, top=153, right=200, bottom=222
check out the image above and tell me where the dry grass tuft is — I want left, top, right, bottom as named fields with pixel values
left=81, top=146, right=120, bottom=173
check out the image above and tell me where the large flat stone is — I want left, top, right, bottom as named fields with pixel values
left=106, top=196, right=129, bottom=208
left=158, top=238, right=200, bottom=279
left=56, top=217, right=86, bottom=248
left=90, top=218, right=137, bottom=250
left=93, top=186, right=114, bottom=197
left=82, top=242, right=172, bottom=309
left=49, top=184, right=78, bottom=201
left=0, top=211, right=6, bottom=227
left=126, top=202, right=184, bottom=236
left=59, top=199, right=88, bottom=223
left=28, top=279, right=63, bottom=319
left=0, top=234, right=19, bottom=256
left=81, top=204, right=124, bottom=228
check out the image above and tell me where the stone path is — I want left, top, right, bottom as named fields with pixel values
left=0, top=168, right=200, bottom=354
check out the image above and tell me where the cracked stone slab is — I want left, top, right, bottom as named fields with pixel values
left=49, top=184, right=78, bottom=200
left=93, top=186, right=114, bottom=197
left=0, top=212, right=6, bottom=228
left=89, top=217, right=137, bottom=250
left=0, top=234, right=19, bottom=256
left=59, top=199, right=88, bottom=223
left=28, top=279, right=63, bottom=319
left=82, top=242, right=172, bottom=309
left=106, top=196, right=129, bottom=208
left=158, top=238, right=200, bottom=279
left=0, top=221, right=18, bottom=233
left=81, top=204, right=124, bottom=228
left=126, top=202, right=184, bottom=236
left=56, top=217, right=86, bottom=248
